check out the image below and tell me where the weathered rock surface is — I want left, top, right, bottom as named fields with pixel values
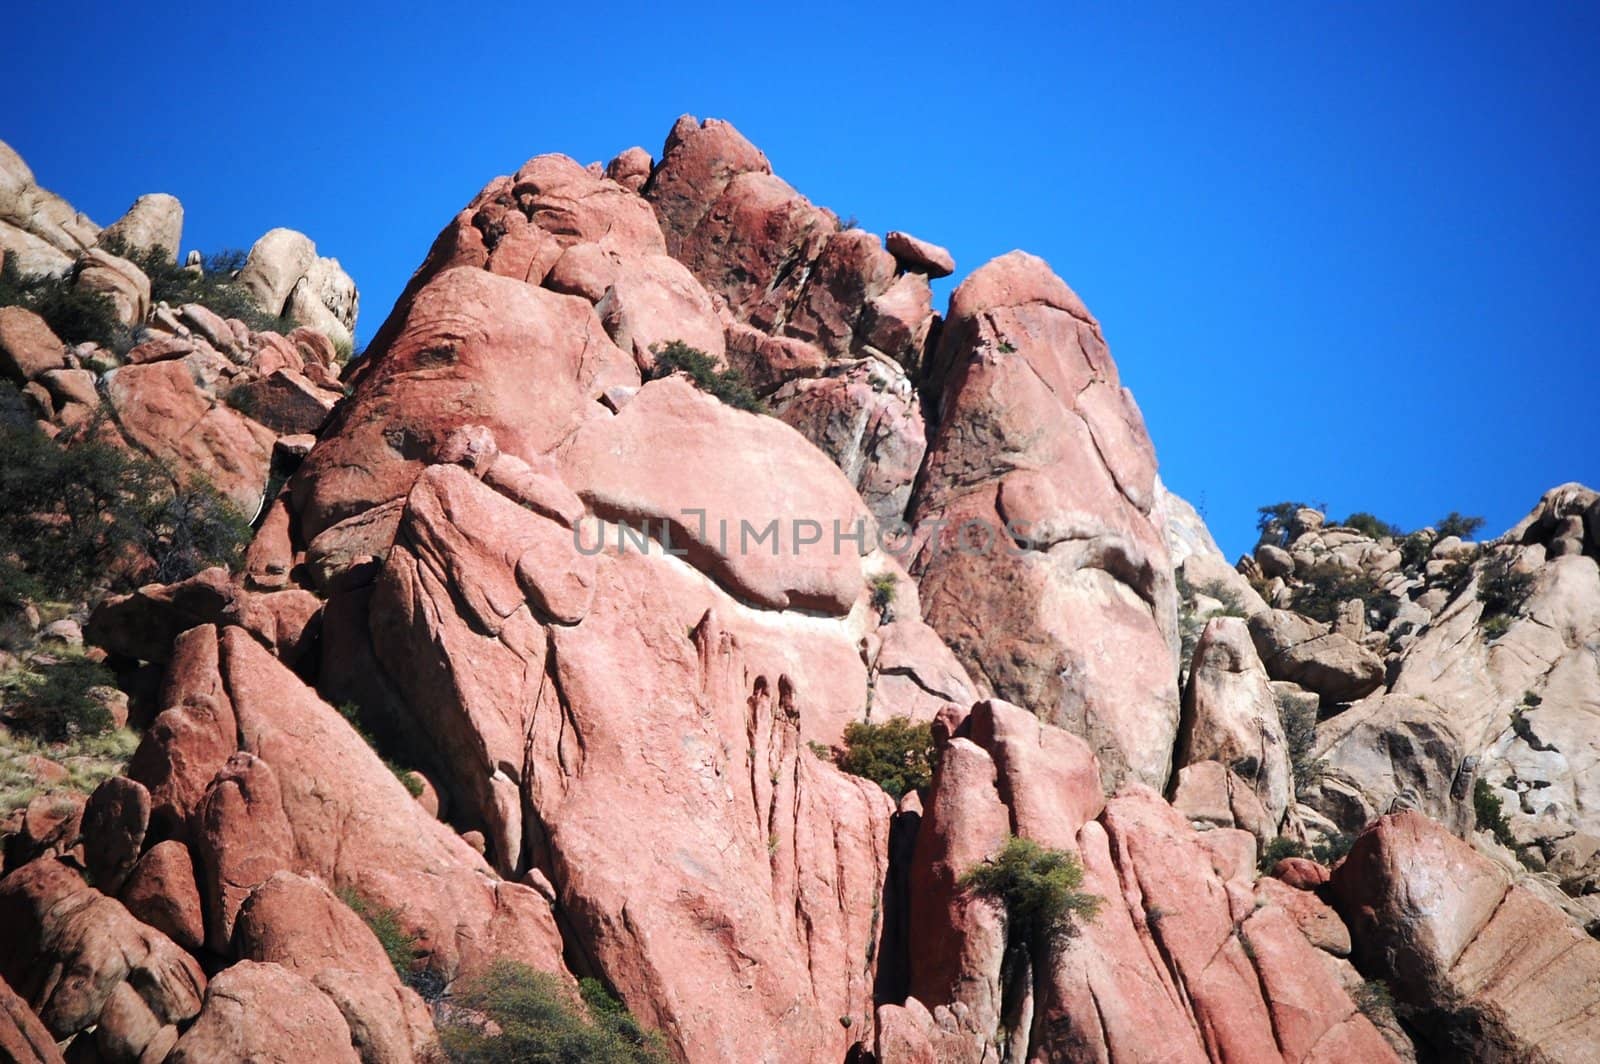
left=0, top=306, right=66, bottom=383
left=99, top=193, right=183, bottom=262
left=1333, top=812, right=1600, bottom=1061
left=240, top=228, right=359, bottom=345
left=909, top=251, right=1179, bottom=788
left=0, top=138, right=99, bottom=276
left=0, top=973, right=62, bottom=1064
left=1248, top=608, right=1385, bottom=704
left=168, top=961, right=359, bottom=1064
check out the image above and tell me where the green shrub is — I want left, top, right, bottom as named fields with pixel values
left=0, top=254, right=129, bottom=351
left=2, top=656, right=116, bottom=742
left=869, top=572, right=897, bottom=617
left=959, top=836, right=1101, bottom=946
left=1398, top=532, right=1433, bottom=573
left=0, top=402, right=250, bottom=608
left=1255, top=501, right=1308, bottom=547
left=1341, top=512, right=1403, bottom=540
left=1474, top=778, right=1516, bottom=848
left=1291, top=563, right=1398, bottom=630
left=440, top=960, right=669, bottom=1064
left=339, top=887, right=425, bottom=981
left=1176, top=571, right=1248, bottom=671
left=336, top=702, right=423, bottom=796
left=1435, top=512, right=1486, bottom=540
left=98, top=239, right=293, bottom=336
left=1275, top=689, right=1322, bottom=798
left=1353, top=979, right=1395, bottom=1021
left=836, top=717, right=935, bottom=799
left=1477, top=552, right=1533, bottom=630
left=647, top=340, right=765, bottom=414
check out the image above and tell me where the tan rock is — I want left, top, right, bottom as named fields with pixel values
left=0, top=306, right=66, bottom=383
left=98, top=194, right=183, bottom=263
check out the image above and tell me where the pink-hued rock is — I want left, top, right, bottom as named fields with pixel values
left=886, top=230, right=955, bottom=278
left=1274, top=855, right=1331, bottom=890
left=291, top=266, right=637, bottom=541
left=243, top=496, right=295, bottom=590
left=102, top=357, right=276, bottom=517
left=1332, top=811, right=1600, bottom=1061
left=168, top=961, right=359, bottom=1064
left=80, top=776, right=150, bottom=896
left=722, top=319, right=829, bottom=393
left=4, top=793, right=85, bottom=871
left=0, top=973, right=63, bottom=1064
left=227, top=367, right=341, bottom=435
left=119, top=840, right=205, bottom=953
left=910, top=251, right=1179, bottom=788
left=234, top=871, right=439, bottom=1064
left=771, top=359, right=926, bottom=530
left=645, top=115, right=773, bottom=257
left=561, top=376, right=874, bottom=613
left=0, top=858, right=206, bottom=1039
left=193, top=751, right=298, bottom=952
left=604, top=146, right=653, bottom=192
left=74, top=247, right=150, bottom=326
left=0, top=305, right=66, bottom=382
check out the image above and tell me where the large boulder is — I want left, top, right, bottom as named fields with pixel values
left=239, top=228, right=359, bottom=345
left=0, top=138, right=99, bottom=276
left=168, top=961, right=359, bottom=1064
left=74, top=246, right=151, bottom=326
left=0, top=305, right=66, bottom=383
left=0, top=973, right=62, bottom=1064
left=1248, top=608, right=1385, bottom=704
left=1332, top=812, right=1600, bottom=1061
left=98, top=193, right=183, bottom=262
left=908, top=251, right=1180, bottom=789
left=1175, top=616, right=1292, bottom=831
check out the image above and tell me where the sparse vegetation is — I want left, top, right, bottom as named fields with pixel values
left=1176, top=570, right=1248, bottom=672
left=1477, top=551, right=1533, bottom=637
left=836, top=717, right=935, bottom=800
left=339, top=887, right=429, bottom=986
left=960, top=836, right=1101, bottom=945
left=869, top=572, right=897, bottom=618
left=1257, top=832, right=1353, bottom=873
left=1474, top=777, right=1516, bottom=849
left=1275, top=689, right=1322, bottom=798
left=99, top=239, right=293, bottom=336
left=647, top=340, right=765, bottom=413
left=0, top=721, right=138, bottom=816
left=1398, top=531, right=1433, bottom=574
left=1341, top=512, right=1403, bottom=540
left=1290, top=562, right=1398, bottom=630
left=1353, top=979, right=1395, bottom=1022
left=1434, top=512, right=1486, bottom=541
left=0, top=254, right=130, bottom=352
left=439, top=960, right=670, bottom=1063
left=0, top=654, right=117, bottom=742
left=336, top=702, right=424, bottom=797
left=1255, top=501, right=1308, bottom=547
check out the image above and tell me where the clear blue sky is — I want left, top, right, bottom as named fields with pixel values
left=7, top=2, right=1596, bottom=558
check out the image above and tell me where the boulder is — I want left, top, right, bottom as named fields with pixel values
left=1332, top=812, right=1600, bottom=1061
left=168, top=961, right=359, bottom=1064
left=239, top=228, right=317, bottom=316
left=192, top=751, right=298, bottom=952
left=909, top=251, right=1179, bottom=788
left=1176, top=616, right=1292, bottom=830
left=87, top=567, right=320, bottom=667
left=1248, top=608, right=1385, bottom=704
left=74, top=247, right=150, bottom=326
left=0, top=305, right=66, bottom=383
left=604, top=145, right=653, bottom=192
left=99, top=193, right=183, bottom=263
left=885, top=230, right=955, bottom=277
left=0, top=973, right=63, bottom=1064
left=227, top=367, right=340, bottom=435
left=118, top=840, right=205, bottom=953
left=80, top=777, right=150, bottom=895
left=0, top=138, right=99, bottom=275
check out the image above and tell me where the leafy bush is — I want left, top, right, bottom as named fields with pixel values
left=0, top=401, right=250, bottom=609
left=1291, top=563, right=1398, bottom=630
left=836, top=717, right=934, bottom=800
left=1474, top=778, right=1516, bottom=848
left=0, top=254, right=129, bottom=351
left=99, top=239, right=292, bottom=336
left=1477, top=552, right=1533, bottom=630
left=1, top=656, right=116, bottom=741
left=1435, top=512, right=1486, bottom=540
left=869, top=572, right=897, bottom=617
left=1341, top=512, right=1403, bottom=540
left=647, top=340, right=765, bottom=413
left=1257, top=832, right=1353, bottom=873
left=1275, top=689, right=1322, bottom=798
left=439, top=960, right=669, bottom=1063
left=339, top=887, right=428, bottom=985
left=1398, top=532, right=1433, bottom=574
left=959, top=836, right=1101, bottom=947
left=1255, top=502, right=1307, bottom=547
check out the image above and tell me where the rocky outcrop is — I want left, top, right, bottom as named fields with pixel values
left=0, top=974, right=63, bottom=1064
left=1333, top=812, right=1600, bottom=1061
left=239, top=228, right=360, bottom=347
left=0, top=306, right=66, bottom=384
left=909, top=251, right=1179, bottom=789
left=1247, top=608, right=1384, bottom=705
left=99, top=193, right=184, bottom=263
left=0, top=138, right=100, bottom=276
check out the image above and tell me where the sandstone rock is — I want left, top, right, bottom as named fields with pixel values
left=0, top=972, right=63, bottom=1064
left=1333, top=812, right=1600, bottom=1061
left=645, top=115, right=773, bottom=257
left=0, top=139, right=99, bottom=275
left=604, top=145, right=653, bottom=192
left=98, top=193, right=183, bottom=263
left=1170, top=759, right=1275, bottom=843
left=168, top=961, right=359, bottom=1064
left=1248, top=608, right=1385, bottom=704
left=102, top=358, right=276, bottom=517
left=770, top=358, right=926, bottom=529
left=118, top=840, right=205, bottom=953
left=4, top=793, right=85, bottom=871
left=1177, top=616, right=1292, bottom=830
left=885, top=230, right=955, bottom=277
left=562, top=376, right=874, bottom=613
left=74, top=247, right=150, bottom=327
left=227, top=367, right=340, bottom=435
left=0, top=858, right=205, bottom=1040
left=87, top=567, right=320, bottom=667
left=193, top=751, right=298, bottom=952
left=0, top=306, right=66, bottom=383
left=910, top=251, right=1179, bottom=788
left=80, top=777, right=149, bottom=896
left=239, top=228, right=318, bottom=316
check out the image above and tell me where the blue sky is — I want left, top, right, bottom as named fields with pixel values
left=7, top=2, right=1596, bottom=558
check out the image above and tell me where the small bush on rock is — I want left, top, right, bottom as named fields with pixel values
left=439, top=960, right=669, bottom=1063
left=1474, top=778, right=1516, bottom=848
left=648, top=340, right=765, bottom=414
left=836, top=717, right=935, bottom=799
left=1, top=655, right=116, bottom=742
left=1435, top=512, right=1486, bottom=540
left=1477, top=552, right=1533, bottom=634
left=0, top=254, right=129, bottom=351
left=1255, top=501, right=1307, bottom=547
left=1341, top=512, right=1403, bottom=540
left=959, top=836, right=1101, bottom=947
left=99, top=239, right=292, bottom=335
left=1275, top=689, right=1322, bottom=798
left=1291, top=563, right=1398, bottom=629
left=339, top=887, right=427, bottom=984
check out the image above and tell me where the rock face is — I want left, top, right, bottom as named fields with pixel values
left=909, top=251, right=1179, bottom=789
left=1333, top=812, right=1600, bottom=1061
left=99, top=193, right=184, bottom=262
left=0, top=137, right=100, bottom=276
left=239, top=227, right=360, bottom=346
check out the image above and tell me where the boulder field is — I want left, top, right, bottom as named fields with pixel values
left=2, top=116, right=1598, bottom=1063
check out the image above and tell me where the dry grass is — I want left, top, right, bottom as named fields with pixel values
left=0, top=722, right=139, bottom=817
